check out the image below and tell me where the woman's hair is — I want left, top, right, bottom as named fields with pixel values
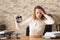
left=33, top=5, right=46, bottom=20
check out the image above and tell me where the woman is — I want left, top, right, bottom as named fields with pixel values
left=20, top=5, right=55, bottom=37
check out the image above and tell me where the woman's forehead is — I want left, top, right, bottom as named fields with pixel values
left=36, top=9, right=42, bottom=12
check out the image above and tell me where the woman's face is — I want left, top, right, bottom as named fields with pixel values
left=35, top=9, right=43, bottom=19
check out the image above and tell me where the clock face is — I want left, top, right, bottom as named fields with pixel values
left=16, top=16, right=22, bottom=23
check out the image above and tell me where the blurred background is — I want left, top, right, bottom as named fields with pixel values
left=0, top=0, right=60, bottom=36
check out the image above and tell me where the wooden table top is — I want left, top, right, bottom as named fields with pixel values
left=21, top=36, right=45, bottom=40
left=0, top=36, right=60, bottom=40
left=21, top=36, right=60, bottom=40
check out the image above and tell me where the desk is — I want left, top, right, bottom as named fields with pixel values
left=0, top=36, right=60, bottom=40
left=21, top=36, right=60, bottom=40
left=21, top=36, right=45, bottom=40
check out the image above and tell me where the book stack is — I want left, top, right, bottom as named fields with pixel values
left=43, top=31, right=60, bottom=39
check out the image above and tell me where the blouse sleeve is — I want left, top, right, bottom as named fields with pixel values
left=44, top=14, right=55, bottom=25
left=20, top=18, right=31, bottom=28
left=8, top=16, right=31, bottom=33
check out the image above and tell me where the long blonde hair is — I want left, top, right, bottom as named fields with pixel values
left=32, top=5, right=46, bottom=20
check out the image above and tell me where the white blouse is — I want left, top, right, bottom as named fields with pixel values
left=20, top=14, right=55, bottom=36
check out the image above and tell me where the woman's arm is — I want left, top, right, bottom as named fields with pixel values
left=15, top=15, right=31, bottom=28
left=19, top=18, right=31, bottom=28
left=42, top=13, right=55, bottom=25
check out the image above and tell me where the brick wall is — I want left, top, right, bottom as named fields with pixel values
left=0, top=0, right=60, bottom=35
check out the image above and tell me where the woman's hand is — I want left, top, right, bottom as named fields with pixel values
left=41, top=11, right=46, bottom=16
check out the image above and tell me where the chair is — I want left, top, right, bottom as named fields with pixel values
left=43, top=25, right=52, bottom=35
left=26, top=26, right=29, bottom=36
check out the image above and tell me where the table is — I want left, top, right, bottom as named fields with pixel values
left=0, top=36, right=60, bottom=40
left=21, top=36, right=45, bottom=40
left=21, top=36, right=60, bottom=40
